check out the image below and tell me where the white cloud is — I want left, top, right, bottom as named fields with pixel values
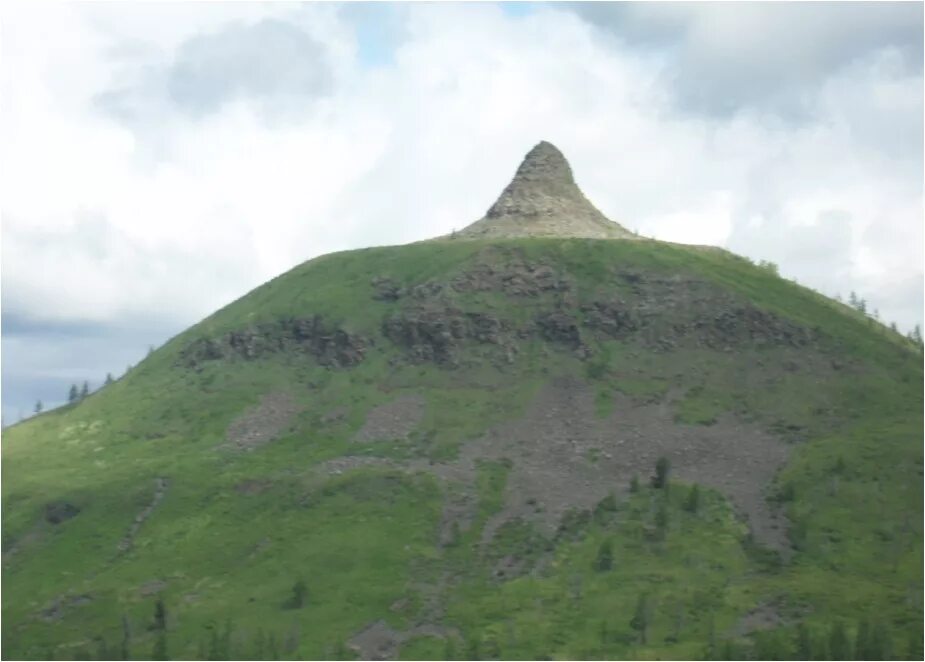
left=1, top=1, right=922, bottom=418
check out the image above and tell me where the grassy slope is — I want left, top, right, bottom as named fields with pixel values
left=2, top=238, right=921, bottom=660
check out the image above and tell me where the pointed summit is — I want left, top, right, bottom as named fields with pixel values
left=455, top=141, right=635, bottom=240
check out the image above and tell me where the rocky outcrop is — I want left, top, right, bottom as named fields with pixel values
left=382, top=305, right=508, bottom=366
left=225, top=392, right=301, bottom=451
left=453, top=141, right=637, bottom=240
left=581, top=300, right=639, bottom=338
left=180, top=316, right=368, bottom=369
left=535, top=311, right=582, bottom=349
left=450, top=261, right=570, bottom=297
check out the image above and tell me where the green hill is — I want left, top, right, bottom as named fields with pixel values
left=3, top=145, right=922, bottom=661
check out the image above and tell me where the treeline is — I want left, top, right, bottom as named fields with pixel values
left=841, top=291, right=923, bottom=348
left=30, top=374, right=114, bottom=418
left=705, top=617, right=920, bottom=661
left=22, top=344, right=155, bottom=423
left=58, top=587, right=353, bottom=661
left=744, top=255, right=923, bottom=350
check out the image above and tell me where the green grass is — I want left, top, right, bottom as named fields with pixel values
left=3, top=237, right=921, bottom=659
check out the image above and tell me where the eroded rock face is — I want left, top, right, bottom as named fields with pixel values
left=179, top=255, right=817, bottom=373
left=382, top=306, right=509, bottom=366
left=179, top=316, right=368, bottom=369
left=449, top=261, right=570, bottom=297
left=317, top=378, right=794, bottom=554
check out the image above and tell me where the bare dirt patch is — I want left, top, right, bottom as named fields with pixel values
left=39, top=594, right=93, bottom=622
left=347, top=619, right=457, bottom=661
left=352, top=394, right=426, bottom=443
left=234, top=479, right=271, bottom=495
left=463, top=378, right=791, bottom=550
left=225, top=392, right=301, bottom=451
left=732, top=602, right=786, bottom=636
left=348, top=620, right=403, bottom=660
left=139, top=579, right=167, bottom=597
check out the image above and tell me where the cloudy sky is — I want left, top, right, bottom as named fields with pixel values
left=2, top=1, right=922, bottom=421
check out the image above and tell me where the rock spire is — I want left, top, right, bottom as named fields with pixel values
left=455, top=141, right=635, bottom=240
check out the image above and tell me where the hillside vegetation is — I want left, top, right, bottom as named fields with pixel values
left=3, top=237, right=922, bottom=660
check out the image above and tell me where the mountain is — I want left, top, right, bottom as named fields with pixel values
left=2, top=143, right=922, bottom=661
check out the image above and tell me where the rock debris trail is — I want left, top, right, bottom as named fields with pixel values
left=117, top=477, right=169, bottom=553
left=348, top=620, right=458, bottom=661
left=224, top=392, right=301, bottom=451
left=318, top=378, right=792, bottom=553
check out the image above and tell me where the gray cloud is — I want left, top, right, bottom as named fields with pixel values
left=569, top=2, right=923, bottom=119
left=4, top=2, right=922, bottom=422
left=1, top=313, right=183, bottom=424
left=96, top=17, right=332, bottom=131
left=167, top=18, right=332, bottom=116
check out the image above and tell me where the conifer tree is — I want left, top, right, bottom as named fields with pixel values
left=684, top=484, right=700, bottom=513
left=630, top=594, right=649, bottom=644
left=152, top=631, right=167, bottom=661
left=795, top=622, right=812, bottom=660
left=153, top=598, right=166, bottom=631
left=68, top=384, right=79, bottom=403
left=652, top=457, right=670, bottom=490
left=595, top=540, right=613, bottom=572
left=120, top=613, right=131, bottom=661
left=34, top=400, right=43, bottom=414
left=829, top=621, right=851, bottom=660
left=80, top=381, right=89, bottom=400
left=655, top=500, right=670, bottom=539
left=855, top=618, right=871, bottom=660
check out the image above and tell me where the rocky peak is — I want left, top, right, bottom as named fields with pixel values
left=455, top=141, right=636, bottom=240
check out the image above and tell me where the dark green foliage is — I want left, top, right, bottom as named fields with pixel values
left=655, top=500, right=670, bottom=539
left=1, top=237, right=921, bottom=660
left=630, top=594, right=649, bottom=644
left=757, top=260, right=779, bottom=276
left=829, top=621, right=852, bottom=661
left=80, top=381, right=89, bottom=400
left=630, top=474, right=640, bottom=493
left=94, top=637, right=111, bottom=661
left=205, top=620, right=233, bottom=661
left=594, top=539, right=613, bottom=571
left=903, top=627, right=923, bottom=660
left=33, top=400, right=42, bottom=414
left=652, top=456, right=670, bottom=490
left=753, top=630, right=788, bottom=660
left=684, top=484, right=701, bottom=513
left=908, top=325, right=922, bottom=347
left=855, top=617, right=872, bottom=660
left=465, top=635, right=481, bottom=661
left=152, top=631, right=168, bottom=661
left=152, top=598, right=166, bottom=631
left=593, top=491, right=618, bottom=523
left=120, top=614, right=131, bottom=660
left=68, top=384, right=79, bottom=403
left=869, top=619, right=894, bottom=660
left=105, top=373, right=115, bottom=386
left=443, top=636, right=458, bottom=660
left=795, top=622, right=813, bottom=660
left=286, top=579, right=308, bottom=610
left=718, top=639, right=737, bottom=660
